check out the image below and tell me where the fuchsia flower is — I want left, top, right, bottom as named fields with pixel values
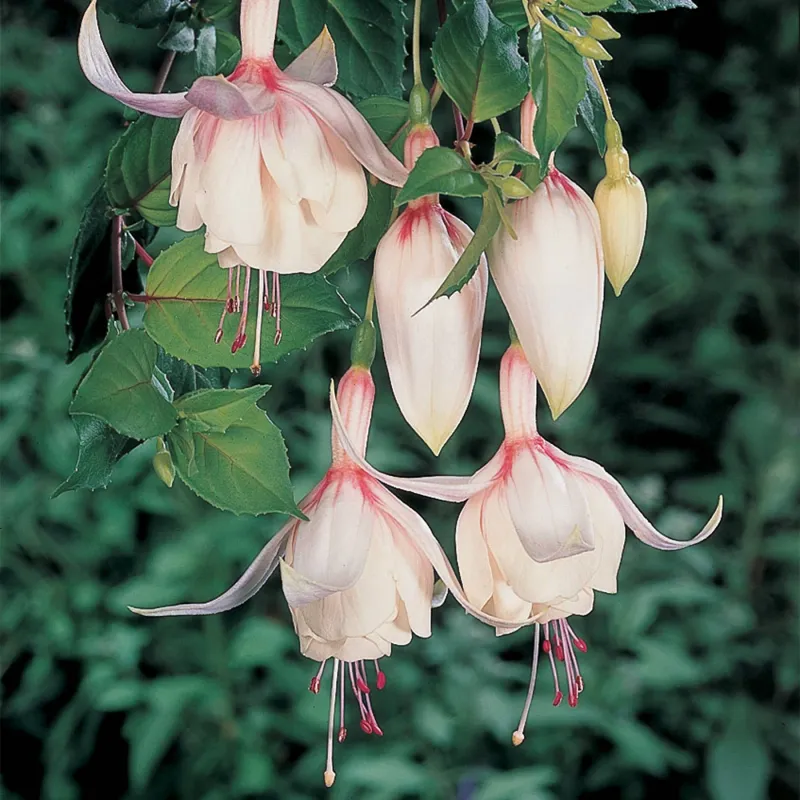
left=489, top=95, right=604, bottom=419
left=131, top=366, right=531, bottom=787
left=333, top=344, right=723, bottom=745
left=374, top=124, right=488, bottom=454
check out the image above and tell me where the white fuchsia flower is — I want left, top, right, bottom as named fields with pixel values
left=333, top=343, right=723, bottom=745
left=374, top=124, right=488, bottom=455
left=488, top=95, right=604, bottom=419
left=131, top=365, right=532, bottom=787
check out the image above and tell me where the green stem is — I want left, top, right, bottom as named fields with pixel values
left=364, top=278, right=376, bottom=322
left=412, top=0, right=424, bottom=86
left=586, top=57, right=614, bottom=120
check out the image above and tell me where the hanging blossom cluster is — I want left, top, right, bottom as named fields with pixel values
left=78, top=0, right=723, bottom=787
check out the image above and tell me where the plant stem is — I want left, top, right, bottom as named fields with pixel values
left=110, top=216, right=130, bottom=330
left=490, top=117, right=501, bottom=135
left=412, top=0, right=424, bottom=86
left=153, top=50, right=177, bottom=94
left=586, top=57, right=614, bottom=120
left=364, top=279, right=376, bottom=322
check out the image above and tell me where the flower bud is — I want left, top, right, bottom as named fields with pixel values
left=152, top=438, right=175, bottom=488
left=408, top=83, right=431, bottom=125
left=497, top=175, right=533, bottom=199
left=593, top=121, right=647, bottom=295
left=587, top=16, right=621, bottom=41
left=564, top=32, right=613, bottom=61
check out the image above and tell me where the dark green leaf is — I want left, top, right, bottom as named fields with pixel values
left=106, top=115, right=180, bottom=227
left=174, top=386, right=270, bottom=432
left=433, top=0, right=528, bottom=123
left=71, top=329, right=177, bottom=439
left=356, top=96, right=409, bottom=148
left=167, top=395, right=300, bottom=517
left=553, top=6, right=592, bottom=30
left=492, top=131, right=540, bottom=166
left=606, top=0, right=695, bottom=11
left=197, top=0, right=238, bottom=20
left=278, top=0, right=407, bottom=99
left=64, top=187, right=147, bottom=363
left=158, top=19, right=196, bottom=53
left=194, top=24, right=217, bottom=75
left=156, top=351, right=229, bottom=398
left=214, top=29, right=243, bottom=74
left=578, top=59, right=607, bottom=155
left=528, top=23, right=586, bottom=173
left=568, top=0, right=615, bottom=11
left=99, top=0, right=184, bottom=28
left=53, top=415, right=139, bottom=497
left=395, top=147, right=488, bottom=206
left=143, top=235, right=359, bottom=369
left=488, top=0, right=528, bottom=31
left=422, top=189, right=502, bottom=307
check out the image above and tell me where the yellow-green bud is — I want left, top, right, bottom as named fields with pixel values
left=594, top=144, right=647, bottom=295
left=152, top=438, right=175, bottom=487
left=564, top=31, right=613, bottom=61
left=408, top=83, right=431, bottom=125
left=587, top=16, right=621, bottom=41
left=498, top=175, right=533, bottom=199
left=496, top=161, right=515, bottom=176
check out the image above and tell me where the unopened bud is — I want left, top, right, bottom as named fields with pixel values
left=587, top=16, right=621, bottom=41
left=408, top=83, right=431, bottom=125
left=594, top=143, right=647, bottom=295
left=498, top=175, right=533, bottom=199
left=152, top=438, right=175, bottom=487
left=565, top=32, right=613, bottom=61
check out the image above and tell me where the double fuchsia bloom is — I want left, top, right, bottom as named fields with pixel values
left=334, top=345, right=723, bottom=745
left=488, top=95, right=604, bottom=419
left=79, top=0, right=406, bottom=275
left=130, top=366, right=528, bottom=787
left=374, top=125, right=488, bottom=454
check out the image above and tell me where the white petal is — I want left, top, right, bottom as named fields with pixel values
left=289, top=474, right=376, bottom=591
left=128, top=525, right=293, bottom=617
left=578, top=478, right=625, bottom=594
left=553, top=444, right=724, bottom=550
left=374, top=206, right=487, bottom=454
left=284, top=26, right=338, bottom=87
left=532, top=589, right=594, bottom=623
left=454, top=494, right=494, bottom=612
left=78, top=0, right=189, bottom=117
left=281, top=79, right=407, bottom=186
left=489, top=170, right=604, bottom=418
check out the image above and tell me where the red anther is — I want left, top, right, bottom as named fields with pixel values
left=542, top=640, right=551, bottom=654
left=231, top=333, right=246, bottom=353
left=553, top=690, right=563, bottom=707
left=371, top=722, right=384, bottom=737
left=214, top=328, right=224, bottom=344
left=356, top=677, right=370, bottom=694
left=337, top=727, right=347, bottom=743
left=226, top=298, right=235, bottom=313
left=274, top=329, right=283, bottom=346
left=568, top=693, right=578, bottom=708
left=576, top=675, right=584, bottom=692
left=309, top=677, right=321, bottom=694
left=574, top=638, right=588, bottom=653
left=359, top=720, right=373, bottom=735
left=556, top=645, right=565, bottom=662
left=263, top=298, right=271, bottom=312
left=376, top=671, right=386, bottom=690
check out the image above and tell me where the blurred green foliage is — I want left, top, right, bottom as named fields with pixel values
left=1, top=1, right=798, bottom=798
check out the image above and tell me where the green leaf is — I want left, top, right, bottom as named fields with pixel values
left=706, top=699, right=771, bottom=800
left=278, top=0, right=407, bottom=99
left=492, top=131, right=540, bottom=167
left=174, top=386, right=270, bottom=432
left=488, top=0, right=528, bottom=31
left=53, top=416, right=139, bottom=497
left=553, top=6, right=592, bottom=30
left=106, top=115, right=180, bottom=227
left=214, top=29, right=241, bottom=74
left=568, top=0, right=615, bottom=11
left=528, top=23, right=586, bottom=172
left=422, top=189, right=502, bottom=307
left=71, top=329, right=178, bottom=439
left=144, top=235, right=359, bottom=369
left=156, top=351, right=229, bottom=398
left=167, top=396, right=300, bottom=517
left=356, top=95, right=409, bottom=148
left=607, top=0, right=695, bottom=11
left=194, top=24, right=217, bottom=75
left=196, top=0, right=238, bottom=20
left=64, top=187, right=147, bottom=363
left=99, top=0, right=184, bottom=28
left=158, top=18, right=196, bottom=53
left=578, top=59, right=607, bottom=155
left=433, top=0, right=528, bottom=123
left=395, top=147, right=488, bottom=206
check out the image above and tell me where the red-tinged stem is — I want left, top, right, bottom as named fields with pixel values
left=126, top=293, right=148, bottom=303
left=110, top=216, right=129, bottom=330
left=436, top=0, right=446, bottom=24
left=132, top=238, right=154, bottom=267
left=153, top=50, right=177, bottom=94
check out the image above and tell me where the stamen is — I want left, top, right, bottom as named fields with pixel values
left=215, top=269, right=234, bottom=344
left=338, top=663, right=347, bottom=743
left=251, top=269, right=265, bottom=375
left=324, top=659, right=340, bottom=788
left=512, top=623, right=541, bottom=746
left=374, top=660, right=386, bottom=690
left=545, top=632, right=563, bottom=706
left=226, top=268, right=235, bottom=313
left=234, top=265, right=242, bottom=312
left=272, top=272, right=282, bottom=345
left=231, top=267, right=252, bottom=353
left=348, top=662, right=372, bottom=734
left=309, top=660, right=327, bottom=694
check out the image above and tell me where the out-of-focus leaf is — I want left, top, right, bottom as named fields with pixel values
left=71, top=329, right=177, bottom=439
left=607, top=0, right=696, bottom=11
left=578, top=60, right=608, bottom=155
left=433, top=0, right=528, bottom=123
left=99, top=0, right=184, bottom=28
left=144, top=235, right=359, bottom=369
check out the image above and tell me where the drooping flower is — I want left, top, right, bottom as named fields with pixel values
left=79, top=0, right=406, bottom=276
left=374, top=124, right=488, bottom=454
left=333, top=343, right=723, bottom=744
left=130, top=364, right=529, bottom=786
left=594, top=119, right=648, bottom=295
left=488, top=94, right=604, bottom=419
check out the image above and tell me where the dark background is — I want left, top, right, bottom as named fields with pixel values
left=1, top=0, right=798, bottom=798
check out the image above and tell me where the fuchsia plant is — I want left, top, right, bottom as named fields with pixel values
left=66, top=0, right=721, bottom=786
